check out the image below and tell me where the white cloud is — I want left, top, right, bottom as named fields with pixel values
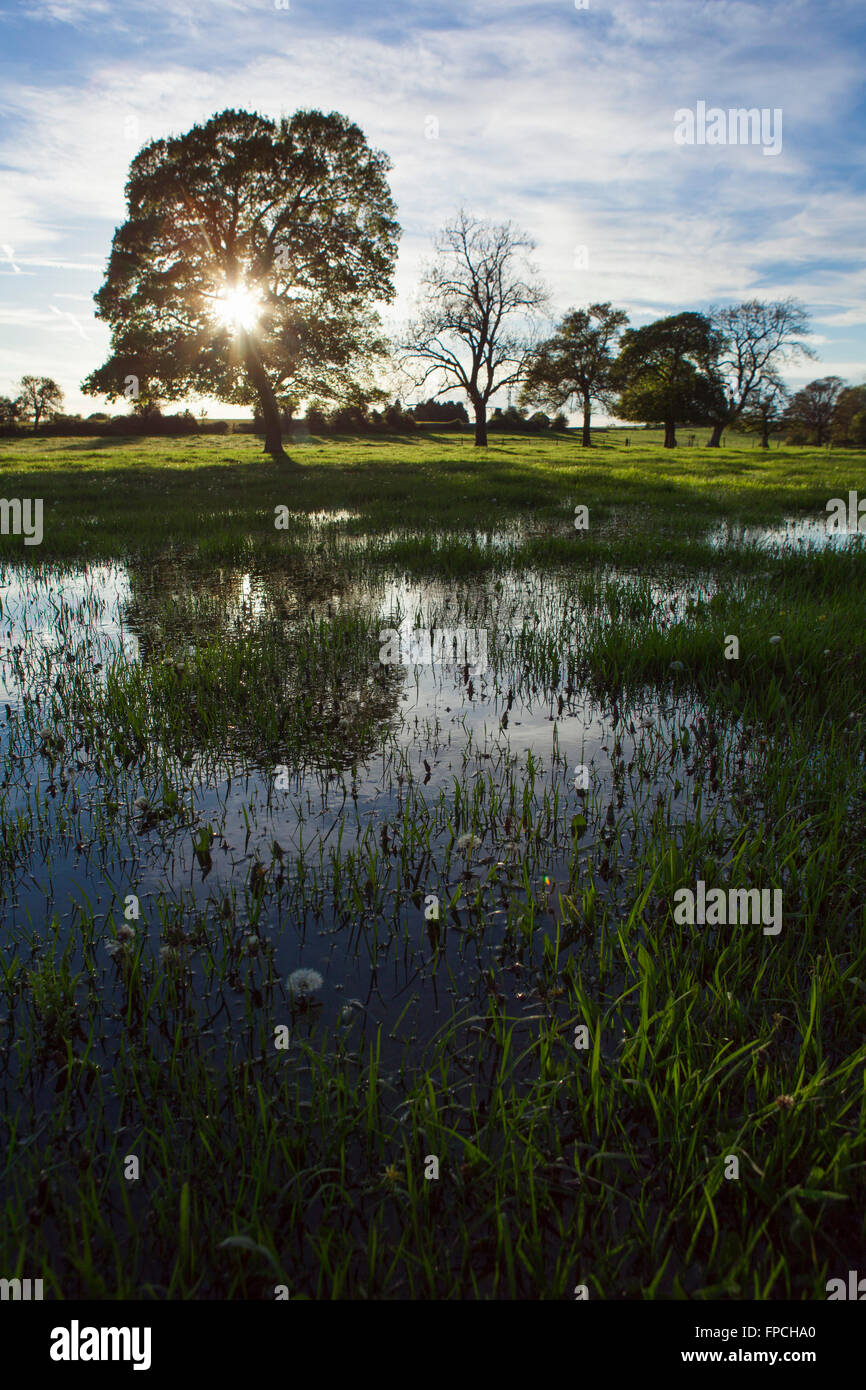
left=1, top=0, right=863, bottom=407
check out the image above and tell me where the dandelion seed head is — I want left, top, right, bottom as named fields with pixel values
left=288, top=968, right=323, bottom=997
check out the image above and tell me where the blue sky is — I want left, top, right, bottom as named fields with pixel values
left=1, top=0, right=864, bottom=417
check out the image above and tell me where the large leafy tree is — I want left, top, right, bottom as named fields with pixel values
left=705, top=299, right=813, bottom=446
left=519, top=303, right=628, bottom=446
left=612, top=312, right=724, bottom=448
left=83, top=109, right=400, bottom=462
left=399, top=211, right=548, bottom=447
left=15, top=375, right=64, bottom=431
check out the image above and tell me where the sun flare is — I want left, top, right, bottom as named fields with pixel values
left=212, top=283, right=262, bottom=333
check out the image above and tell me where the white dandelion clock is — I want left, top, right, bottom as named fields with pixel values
left=288, top=968, right=323, bottom=999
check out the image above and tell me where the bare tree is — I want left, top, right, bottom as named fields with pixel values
left=399, top=211, right=548, bottom=446
left=705, top=299, right=813, bottom=446
left=734, top=374, right=788, bottom=448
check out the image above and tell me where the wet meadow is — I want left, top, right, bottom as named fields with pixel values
left=0, top=429, right=864, bottom=1299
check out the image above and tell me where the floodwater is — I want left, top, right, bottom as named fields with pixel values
left=7, top=501, right=847, bottom=1077
left=0, top=545, right=757, bottom=1082
left=707, top=515, right=866, bottom=551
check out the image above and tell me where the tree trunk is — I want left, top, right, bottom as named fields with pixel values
left=760, top=419, right=770, bottom=449
left=582, top=392, right=591, bottom=447
left=706, top=421, right=724, bottom=447
left=663, top=420, right=677, bottom=448
left=242, top=334, right=293, bottom=463
left=473, top=401, right=488, bottom=447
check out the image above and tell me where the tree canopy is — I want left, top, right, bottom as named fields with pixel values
left=829, top=384, right=866, bottom=447
left=783, top=376, right=846, bottom=445
left=612, top=312, right=725, bottom=448
left=82, top=108, right=400, bottom=461
left=520, top=303, right=628, bottom=446
left=16, top=375, right=64, bottom=431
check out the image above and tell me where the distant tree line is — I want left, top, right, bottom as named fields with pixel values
left=0, top=384, right=567, bottom=439
left=298, top=398, right=567, bottom=435
left=3, top=371, right=859, bottom=448
left=0, top=382, right=233, bottom=437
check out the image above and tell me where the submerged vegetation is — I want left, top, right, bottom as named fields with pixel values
left=0, top=432, right=864, bottom=1298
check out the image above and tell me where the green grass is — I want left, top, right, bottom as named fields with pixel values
left=1, top=431, right=862, bottom=567
left=0, top=432, right=865, bottom=1299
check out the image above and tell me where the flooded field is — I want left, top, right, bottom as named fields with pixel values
left=1, top=438, right=865, bottom=1299
left=0, top=558, right=750, bottom=1069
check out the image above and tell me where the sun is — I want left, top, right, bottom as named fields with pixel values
left=212, top=282, right=263, bottom=333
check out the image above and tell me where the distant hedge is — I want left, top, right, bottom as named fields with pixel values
left=0, top=401, right=570, bottom=440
